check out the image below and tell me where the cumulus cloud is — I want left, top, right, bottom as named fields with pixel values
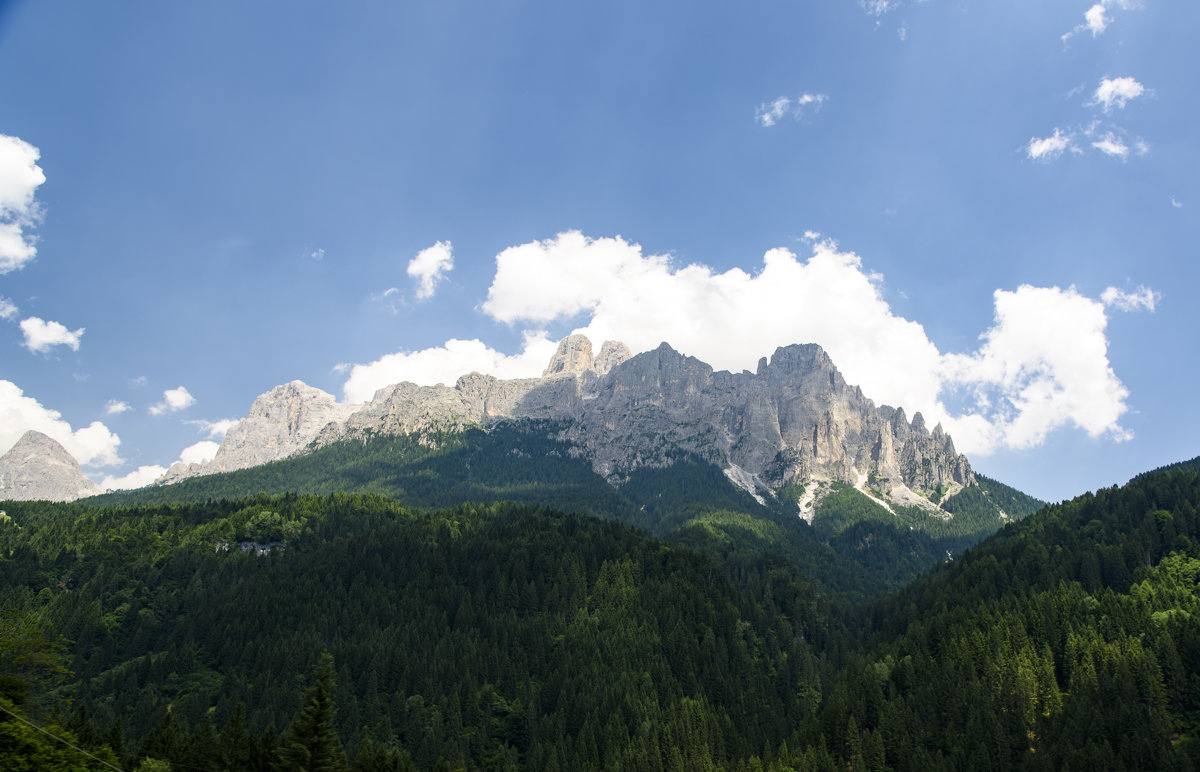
left=343, top=331, right=559, bottom=403
left=179, top=440, right=220, bottom=465
left=0, top=380, right=122, bottom=466
left=149, top=386, right=196, bottom=416
left=0, top=296, right=16, bottom=320
left=20, top=317, right=84, bottom=353
left=186, top=417, right=239, bottom=438
left=1027, top=129, right=1077, bottom=161
left=346, top=232, right=1149, bottom=455
left=105, top=400, right=132, bottom=415
left=1093, top=76, right=1146, bottom=112
left=407, top=241, right=454, bottom=300
left=1102, top=285, right=1159, bottom=312
left=756, top=93, right=827, bottom=127
left=98, top=465, right=167, bottom=492
left=0, top=135, right=45, bottom=274
left=941, top=286, right=1132, bottom=451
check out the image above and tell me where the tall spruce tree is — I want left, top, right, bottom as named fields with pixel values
left=278, top=653, right=347, bottom=772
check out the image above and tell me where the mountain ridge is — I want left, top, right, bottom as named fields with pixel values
left=175, top=336, right=975, bottom=514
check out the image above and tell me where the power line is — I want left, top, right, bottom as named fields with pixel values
left=0, top=702, right=234, bottom=772
left=0, top=702, right=124, bottom=771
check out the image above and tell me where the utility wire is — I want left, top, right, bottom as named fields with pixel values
left=0, top=702, right=124, bottom=771
left=0, top=702, right=228, bottom=772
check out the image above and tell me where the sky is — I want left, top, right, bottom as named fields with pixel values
left=0, top=0, right=1196, bottom=502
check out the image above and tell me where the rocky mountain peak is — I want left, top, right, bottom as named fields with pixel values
left=0, top=430, right=99, bottom=502
left=154, top=335, right=975, bottom=511
left=594, top=340, right=632, bottom=375
left=166, top=380, right=358, bottom=483
left=542, top=334, right=595, bottom=376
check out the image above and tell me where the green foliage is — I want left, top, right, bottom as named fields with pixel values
left=0, top=493, right=831, bottom=770
left=86, top=423, right=638, bottom=522
left=278, top=653, right=346, bottom=771
left=9, top=427, right=1190, bottom=771
left=783, top=456, right=1200, bottom=770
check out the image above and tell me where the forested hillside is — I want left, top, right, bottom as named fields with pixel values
left=755, top=456, right=1200, bottom=770
left=0, top=494, right=835, bottom=770
left=19, top=434, right=1195, bottom=771
left=85, top=425, right=1040, bottom=602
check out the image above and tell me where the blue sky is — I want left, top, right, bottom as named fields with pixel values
left=0, top=0, right=1195, bottom=502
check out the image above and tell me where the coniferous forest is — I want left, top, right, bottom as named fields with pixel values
left=3, top=432, right=1199, bottom=770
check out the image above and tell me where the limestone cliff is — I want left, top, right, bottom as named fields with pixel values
left=157, top=335, right=974, bottom=510
left=315, top=336, right=974, bottom=508
left=164, top=381, right=357, bottom=482
left=0, top=430, right=99, bottom=502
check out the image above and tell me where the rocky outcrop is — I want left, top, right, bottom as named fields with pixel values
left=542, top=334, right=595, bottom=376
left=0, top=431, right=99, bottom=502
left=165, top=381, right=358, bottom=482
left=161, top=335, right=975, bottom=508
left=594, top=341, right=632, bottom=375
left=316, top=336, right=974, bottom=505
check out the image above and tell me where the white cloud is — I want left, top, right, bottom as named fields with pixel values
left=0, top=135, right=45, bottom=274
left=1063, top=0, right=1141, bottom=41
left=373, top=286, right=403, bottom=314
left=309, top=247, right=325, bottom=261
left=1027, top=129, right=1076, bottom=161
left=1172, top=198, right=1183, bottom=208
left=941, top=285, right=1131, bottom=451
left=105, top=400, right=132, bottom=415
left=756, top=97, right=789, bottom=128
left=407, top=241, right=454, bottom=300
left=343, top=331, right=559, bottom=403
left=347, top=232, right=1139, bottom=455
left=1092, top=133, right=1130, bottom=159
left=98, top=465, right=167, bottom=492
left=0, top=296, right=16, bottom=320
left=179, top=440, right=220, bottom=465
left=97, top=436, right=223, bottom=491
left=1084, top=4, right=1109, bottom=35
left=1093, top=76, right=1146, bottom=112
left=756, top=93, right=827, bottom=127
left=149, top=386, right=196, bottom=416
left=861, top=0, right=899, bottom=16
left=20, top=317, right=84, bottom=353
left=186, top=417, right=239, bottom=438
left=1102, top=285, right=1159, bottom=312
left=0, top=380, right=122, bottom=466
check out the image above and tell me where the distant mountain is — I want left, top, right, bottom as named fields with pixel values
left=169, top=335, right=977, bottom=519
left=0, top=430, right=98, bottom=502
left=159, top=380, right=357, bottom=483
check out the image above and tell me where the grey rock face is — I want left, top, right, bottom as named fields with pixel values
left=542, top=334, right=595, bottom=376
left=0, top=430, right=99, bottom=502
left=594, top=340, right=632, bottom=375
left=169, top=381, right=358, bottom=482
left=162, top=335, right=974, bottom=505
left=318, top=336, right=974, bottom=501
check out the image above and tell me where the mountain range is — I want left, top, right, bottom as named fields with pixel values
left=5, top=336, right=1200, bottom=770
left=6, top=336, right=978, bottom=517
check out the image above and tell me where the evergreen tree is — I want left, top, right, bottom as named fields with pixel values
left=278, top=653, right=347, bottom=772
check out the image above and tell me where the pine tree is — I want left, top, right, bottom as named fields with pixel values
left=278, top=653, right=348, bottom=772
